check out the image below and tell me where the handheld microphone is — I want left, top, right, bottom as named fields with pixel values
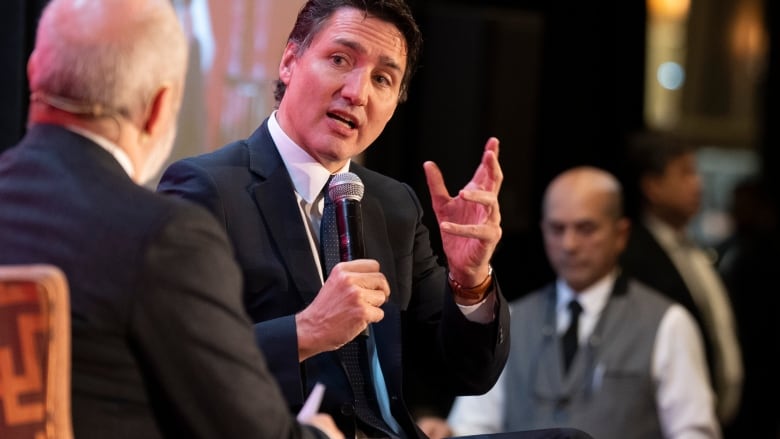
left=328, top=172, right=365, bottom=262
left=328, top=172, right=369, bottom=337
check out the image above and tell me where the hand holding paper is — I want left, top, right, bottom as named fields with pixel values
left=296, top=383, right=344, bottom=439
left=297, top=382, right=326, bottom=422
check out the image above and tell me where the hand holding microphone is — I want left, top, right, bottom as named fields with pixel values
left=329, top=173, right=371, bottom=337
left=296, top=173, right=389, bottom=358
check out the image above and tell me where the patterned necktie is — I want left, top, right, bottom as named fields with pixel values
left=319, top=176, right=396, bottom=437
left=320, top=176, right=340, bottom=277
left=562, top=299, right=583, bottom=374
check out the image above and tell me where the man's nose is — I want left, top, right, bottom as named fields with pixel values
left=561, top=228, right=579, bottom=250
left=341, top=69, right=370, bottom=106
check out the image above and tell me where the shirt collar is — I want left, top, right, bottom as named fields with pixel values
left=66, top=125, right=134, bottom=177
left=556, top=269, right=617, bottom=317
left=268, top=111, right=350, bottom=203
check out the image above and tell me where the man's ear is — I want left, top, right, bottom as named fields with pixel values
left=27, top=55, right=37, bottom=84
left=143, top=84, right=175, bottom=138
left=615, top=217, right=631, bottom=252
left=640, top=174, right=664, bottom=206
left=278, top=42, right=299, bottom=85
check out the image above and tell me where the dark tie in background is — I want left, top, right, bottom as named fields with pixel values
left=562, top=299, right=583, bottom=374
left=320, top=178, right=396, bottom=438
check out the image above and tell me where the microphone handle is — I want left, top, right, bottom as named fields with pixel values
left=335, top=199, right=365, bottom=261
left=334, top=198, right=369, bottom=337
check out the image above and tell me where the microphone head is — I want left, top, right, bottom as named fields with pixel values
left=328, top=172, right=364, bottom=202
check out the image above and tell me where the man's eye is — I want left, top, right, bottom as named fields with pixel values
left=545, top=223, right=564, bottom=235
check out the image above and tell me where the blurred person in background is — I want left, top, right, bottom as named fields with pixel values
left=620, top=131, right=743, bottom=434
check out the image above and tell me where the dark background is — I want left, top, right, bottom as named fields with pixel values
left=4, top=0, right=776, bottom=294
left=2, top=0, right=777, bottom=437
left=367, top=0, right=648, bottom=301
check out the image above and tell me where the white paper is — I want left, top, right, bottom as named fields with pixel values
left=296, top=382, right=326, bottom=422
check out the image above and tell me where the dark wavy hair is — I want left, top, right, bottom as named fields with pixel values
left=273, top=0, right=422, bottom=105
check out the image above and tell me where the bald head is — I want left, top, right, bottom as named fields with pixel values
left=541, top=166, right=629, bottom=292
left=543, top=166, right=624, bottom=221
left=29, top=0, right=187, bottom=121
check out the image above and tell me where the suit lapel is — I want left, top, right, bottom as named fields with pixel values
left=246, top=124, right=323, bottom=304
left=360, top=194, right=397, bottom=290
left=350, top=167, right=399, bottom=300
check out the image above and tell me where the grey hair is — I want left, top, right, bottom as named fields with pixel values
left=29, top=0, right=188, bottom=120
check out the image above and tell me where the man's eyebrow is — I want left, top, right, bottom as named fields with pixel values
left=334, top=37, right=403, bottom=73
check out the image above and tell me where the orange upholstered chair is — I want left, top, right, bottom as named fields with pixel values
left=0, top=264, right=72, bottom=439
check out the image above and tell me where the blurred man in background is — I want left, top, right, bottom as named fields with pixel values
left=620, top=131, right=743, bottom=433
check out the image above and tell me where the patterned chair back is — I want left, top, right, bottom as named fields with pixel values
left=0, top=264, right=72, bottom=439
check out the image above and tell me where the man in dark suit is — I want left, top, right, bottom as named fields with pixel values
left=158, top=1, right=590, bottom=439
left=0, top=0, right=341, bottom=438
left=620, top=130, right=743, bottom=433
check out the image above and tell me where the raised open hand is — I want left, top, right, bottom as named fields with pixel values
left=423, top=137, right=503, bottom=287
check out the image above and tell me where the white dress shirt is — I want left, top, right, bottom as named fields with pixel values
left=644, top=214, right=743, bottom=423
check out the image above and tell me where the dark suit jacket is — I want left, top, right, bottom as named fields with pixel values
left=0, top=124, right=324, bottom=439
left=158, top=118, right=511, bottom=438
left=619, top=221, right=717, bottom=381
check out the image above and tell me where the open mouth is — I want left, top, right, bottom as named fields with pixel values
left=327, top=112, right=357, bottom=129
